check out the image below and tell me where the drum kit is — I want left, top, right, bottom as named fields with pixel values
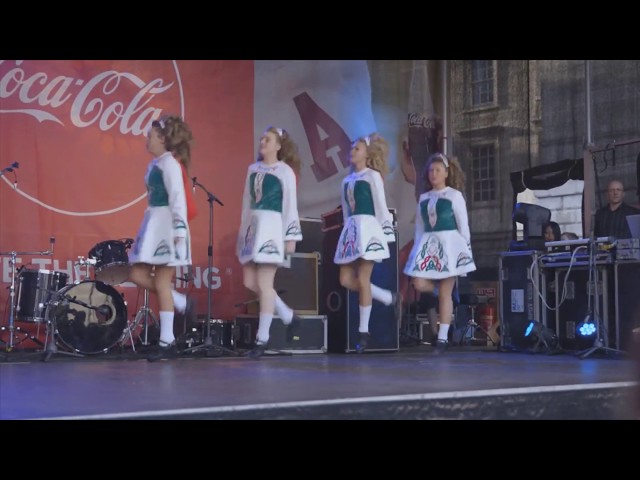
left=0, top=238, right=161, bottom=359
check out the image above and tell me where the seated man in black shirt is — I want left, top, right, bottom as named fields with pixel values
left=594, top=180, right=640, bottom=239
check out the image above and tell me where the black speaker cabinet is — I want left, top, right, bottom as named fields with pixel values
left=321, top=227, right=399, bottom=353
left=553, top=265, right=613, bottom=351
left=234, top=314, right=327, bottom=353
left=498, top=251, right=545, bottom=350
left=615, top=260, right=640, bottom=351
left=274, top=252, right=319, bottom=314
left=298, top=218, right=324, bottom=256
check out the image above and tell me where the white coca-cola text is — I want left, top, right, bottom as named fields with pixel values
left=0, top=60, right=174, bottom=135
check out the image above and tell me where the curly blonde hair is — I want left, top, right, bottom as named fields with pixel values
left=257, top=126, right=302, bottom=177
left=152, top=114, right=194, bottom=171
left=422, top=153, right=466, bottom=193
left=355, top=132, right=389, bottom=175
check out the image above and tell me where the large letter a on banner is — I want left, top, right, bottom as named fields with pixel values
left=294, top=92, right=351, bottom=182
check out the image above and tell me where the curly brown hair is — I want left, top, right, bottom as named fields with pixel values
left=355, top=132, right=389, bottom=175
left=422, top=153, right=466, bottom=193
left=257, top=126, right=302, bottom=177
left=152, top=114, right=194, bottom=171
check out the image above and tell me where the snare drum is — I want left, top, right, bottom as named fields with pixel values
left=88, top=240, right=130, bottom=285
left=16, top=269, right=68, bottom=322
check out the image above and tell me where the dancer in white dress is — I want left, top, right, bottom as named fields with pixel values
left=236, top=126, right=303, bottom=358
left=334, top=133, right=401, bottom=353
left=404, top=153, right=476, bottom=353
left=128, top=115, right=195, bottom=359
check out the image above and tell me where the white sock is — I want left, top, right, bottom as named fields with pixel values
left=438, top=323, right=450, bottom=342
left=159, top=311, right=176, bottom=345
left=171, top=290, right=187, bottom=313
left=359, top=304, right=372, bottom=333
left=256, top=313, right=273, bottom=344
left=274, top=295, right=293, bottom=324
left=370, top=284, right=393, bottom=306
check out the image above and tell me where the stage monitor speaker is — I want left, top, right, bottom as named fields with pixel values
left=298, top=217, right=324, bottom=256
left=553, top=266, right=613, bottom=351
left=321, top=227, right=399, bottom=353
left=615, top=261, right=640, bottom=351
left=498, top=251, right=545, bottom=351
left=274, top=252, right=319, bottom=314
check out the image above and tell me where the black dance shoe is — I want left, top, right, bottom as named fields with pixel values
left=434, top=339, right=448, bottom=355
left=247, top=342, right=268, bottom=359
left=147, top=341, right=180, bottom=362
left=355, top=332, right=371, bottom=354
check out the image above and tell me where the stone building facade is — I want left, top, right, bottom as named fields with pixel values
left=448, top=60, right=640, bottom=272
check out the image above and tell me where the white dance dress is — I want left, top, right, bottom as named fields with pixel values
left=404, top=187, right=476, bottom=279
left=333, top=168, right=395, bottom=264
left=236, top=161, right=302, bottom=265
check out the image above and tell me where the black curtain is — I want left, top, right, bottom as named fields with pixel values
left=509, top=159, right=584, bottom=239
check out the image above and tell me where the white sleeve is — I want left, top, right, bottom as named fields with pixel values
left=371, top=171, right=396, bottom=243
left=282, top=166, right=302, bottom=241
left=340, top=180, right=348, bottom=226
left=161, top=156, right=188, bottom=238
left=414, top=198, right=424, bottom=247
left=452, top=190, right=471, bottom=245
left=240, top=167, right=252, bottom=229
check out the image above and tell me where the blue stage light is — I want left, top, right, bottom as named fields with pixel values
left=525, top=321, right=535, bottom=337
left=578, top=321, right=596, bottom=337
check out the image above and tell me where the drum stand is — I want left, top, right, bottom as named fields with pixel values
left=0, top=238, right=55, bottom=353
left=128, top=287, right=159, bottom=352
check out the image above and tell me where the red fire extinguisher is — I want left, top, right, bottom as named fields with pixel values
left=478, top=300, right=497, bottom=332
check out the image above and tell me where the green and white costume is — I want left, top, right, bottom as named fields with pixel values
left=129, top=151, right=191, bottom=267
left=404, top=187, right=476, bottom=279
left=333, top=168, right=395, bottom=265
left=237, top=161, right=302, bottom=265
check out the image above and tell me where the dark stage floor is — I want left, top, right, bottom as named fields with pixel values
left=1, top=343, right=638, bottom=420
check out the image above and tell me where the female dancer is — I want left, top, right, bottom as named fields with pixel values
left=404, top=153, right=476, bottom=353
left=334, top=133, right=400, bottom=353
left=237, top=126, right=303, bottom=358
left=128, top=115, right=195, bottom=360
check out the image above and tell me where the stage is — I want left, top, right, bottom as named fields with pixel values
left=0, top=344, right=637, bottom=420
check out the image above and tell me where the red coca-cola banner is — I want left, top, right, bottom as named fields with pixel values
left=0, top=60, right=254, bottom=345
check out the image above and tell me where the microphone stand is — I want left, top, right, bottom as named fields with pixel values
left=181, top=178, right=238, bottom=357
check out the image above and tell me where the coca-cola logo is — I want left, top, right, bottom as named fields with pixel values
left=408, top=112, right=437, bottom=129
left=0, top=60, right=184, bottom=215
left=0, top=60, right=183, bottom=135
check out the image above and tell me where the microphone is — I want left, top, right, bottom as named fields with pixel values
left=1, top=162, right=19, bottom=175
left=192, top=176, right=197, bottom=194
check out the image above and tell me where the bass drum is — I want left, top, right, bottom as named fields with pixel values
left=47, top=281, right=128, bottom=354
